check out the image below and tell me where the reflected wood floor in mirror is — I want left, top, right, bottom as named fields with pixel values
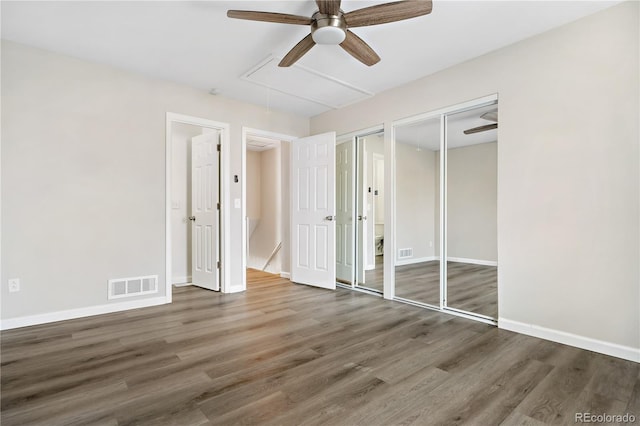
left=2, top=270, right=637, bottom=426
left=446, top=262, right=497, bottom=318
left=363, top=260, right=498, bottom=318
left=361, top=255, right=384, bottom=293
left=396, top=261, right=497, bottom=318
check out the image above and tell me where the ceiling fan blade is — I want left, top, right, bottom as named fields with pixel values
left=316, top=0, right=342, bottom=16
left=340, top=30, right=381, bottom=66
left=227, top=10, right=312, bottom=25
left=345, top=0, right=433, bottom=27
left=463, top=123, right=498, bottom=135
left=279, top=34, right=316, bottom=67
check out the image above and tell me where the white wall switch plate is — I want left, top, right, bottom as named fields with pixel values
left=8, top=278, right=20, bottom=293
left=172, top=200, right=180, bottom=209
left=234, top=198, right=241, bottom=209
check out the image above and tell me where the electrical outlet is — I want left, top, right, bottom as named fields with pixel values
left=429, top=241, right=433, bottom=247
left=8, top=278, right=20, bottom=293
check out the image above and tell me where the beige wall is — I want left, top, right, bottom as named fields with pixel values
left=246, top=150, right=262, bottom=220
left=1, top=40, right=309, bottom=320
left=312, top=2, right=639, bottom=351
left=447, top=142, right=497, bottom=262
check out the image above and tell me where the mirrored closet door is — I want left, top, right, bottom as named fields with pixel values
left=394, top=117, right=441, bottom=306
left=335, top=131, right=385, bottom=294
left=336, top=137, right=355, bottom=286
left=392, top=97, right=498, bottom=322
left=445, top=104, right=498, bottom=319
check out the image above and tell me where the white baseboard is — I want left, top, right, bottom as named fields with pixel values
left=499, top=318, right=640, bottom=363
left=448, top=257, right=497, bottom=267
left=395, top=256, right=438, bottom=266
left=280, top=271, right=291, bottom=279
left=172, top=275, right=191, bottom=285
left=172, top=282, right=192, bottom=287
left=0, top=296, right=169, bottom=331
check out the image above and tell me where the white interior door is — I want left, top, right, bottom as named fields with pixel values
left=336, top=140, right=354, bottom=284
left=291, top=132, right=336, bottom=289
left=191, top=132, right=220, bottom=291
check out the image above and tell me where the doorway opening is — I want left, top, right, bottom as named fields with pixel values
left=246, top=136, right=283, bottom=276
left=165, top=113, right=230, bottom=301
left=241, top=127, right=296, bottom=292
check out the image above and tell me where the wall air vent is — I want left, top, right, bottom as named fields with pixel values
left=108, top=275, right=158, bottom=300
left=398, top=248, right=413, bottom=259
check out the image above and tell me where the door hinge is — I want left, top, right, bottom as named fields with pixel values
left=217, top=144, right=221, bottom=152
left=217, top=261, right=221, bottom=269
left=217, top=202, right=220, bottom=210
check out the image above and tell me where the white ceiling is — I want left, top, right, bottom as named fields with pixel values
left=1, top=1, right=621, bottom=118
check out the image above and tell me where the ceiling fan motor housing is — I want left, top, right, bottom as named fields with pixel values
left=311, top=11, right=347, bottom=45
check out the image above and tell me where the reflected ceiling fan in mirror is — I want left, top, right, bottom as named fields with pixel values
left=464, top=110, right=498, bottom=134
left=227, top=0, right=433, bottom=67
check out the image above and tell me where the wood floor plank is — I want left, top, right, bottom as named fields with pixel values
left=1, top=270, right=637, bottom=426
left=432, top=358, right=553, bottom=425
left=512, top=350, right=600, bottom=424
left=332, top=366, right=451, bottom=426
left=500, top=412, right=549, bottom=426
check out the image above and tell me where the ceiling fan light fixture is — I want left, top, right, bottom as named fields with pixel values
left=311, top=12, right=346, bottom=45
left=312, top=25, right=346, bottom=44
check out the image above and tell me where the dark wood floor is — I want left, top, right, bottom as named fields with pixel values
left=364, top=258, right=498, bottom=318
left=2, top=270, right=638, bottom=425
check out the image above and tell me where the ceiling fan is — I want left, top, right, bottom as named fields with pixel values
left=464, top=110, right=498, bottom=135
left=227, top=0, right=433, bottom=67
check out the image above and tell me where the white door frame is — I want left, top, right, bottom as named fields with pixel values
left=165, top=112, right=231, bottom=302
left=241, top=127, right=297, bottom=292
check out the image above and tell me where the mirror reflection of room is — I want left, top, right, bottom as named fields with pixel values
left=335, top=132, right=385, bottom=293
left=446, top=104, right=498, bottom=318
left=394, top=117, right=441, bottom=306
left=358, top=134, right=384, bottom=292
left=392, top=101, right=498, bottom=319
left=336, top=138, right=355, bottom=285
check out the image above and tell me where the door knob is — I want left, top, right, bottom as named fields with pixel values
left=324, top=215, right=336, bottom=221
left=358, top=215, right=367, bottom=221
left=188, top=216, right=196, bottom=221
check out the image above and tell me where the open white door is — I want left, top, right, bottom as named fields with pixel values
left=191, top=132, right=220, bottom=291
left=291, top=132, right=336, bottom=289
